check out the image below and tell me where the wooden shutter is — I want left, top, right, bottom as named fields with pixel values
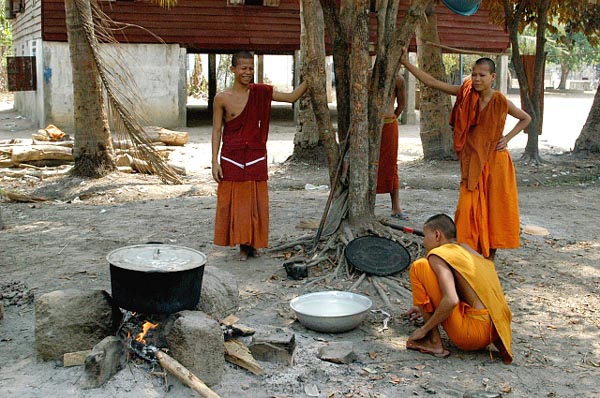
left=7, top=56, right=37, bottom=92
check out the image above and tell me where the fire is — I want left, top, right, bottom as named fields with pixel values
left=136, top=321, right=159, bottom=344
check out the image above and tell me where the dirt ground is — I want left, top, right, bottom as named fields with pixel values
left=1, top=98, right=599, bottom=398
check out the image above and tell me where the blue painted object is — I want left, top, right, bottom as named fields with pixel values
left=441, top=0, right=481, bottom=16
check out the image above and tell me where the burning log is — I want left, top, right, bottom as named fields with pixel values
left=125, top=317, right=221, bottom=398
left=153, top=349, right=221, bottom=398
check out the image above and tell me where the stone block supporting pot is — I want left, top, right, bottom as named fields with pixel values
left=164, top=310, right=224, bottom=386
left=196, top=266, right=240, bottom=318
left=35, top=289, right=114, bottom=361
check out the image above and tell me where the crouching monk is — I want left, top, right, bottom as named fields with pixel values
left=212, top=51, right=307, bottom=261
left=405, top=214, right=513, bottom=364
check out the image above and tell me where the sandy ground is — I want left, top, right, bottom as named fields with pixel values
left=1, top=93, right=599, bottom=398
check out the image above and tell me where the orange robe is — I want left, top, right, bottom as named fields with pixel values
left=451, top=81, right=520, bottom=258
left=214, top=84, right=273, bottom=248
left=376, top=118, right=399, bottom=194
left=409, top=243, right=513, bottom=364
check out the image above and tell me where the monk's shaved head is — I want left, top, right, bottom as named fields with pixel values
left=232, top=51, right=254, bottom=67
left=424, top=214, right=457, bottom=240
left=474, top=57, right=496, bottom=74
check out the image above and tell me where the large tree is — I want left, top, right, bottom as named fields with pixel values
left=485, top=0, right=600, bottom=161
left=300, top=0, right=436, bottom=230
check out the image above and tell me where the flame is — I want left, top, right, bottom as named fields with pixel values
left=136, top=321, right=159, bottom=344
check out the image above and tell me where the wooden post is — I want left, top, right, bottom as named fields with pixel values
left=257, top=54, right=264, bottom=83
left=208, top=53, right=217, bottom=116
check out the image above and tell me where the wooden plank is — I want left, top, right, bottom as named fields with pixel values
left=41, top=0, right=508, bottom=53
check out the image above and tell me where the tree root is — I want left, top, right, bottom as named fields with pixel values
left=271, top=219, right=424, bottom=311
left=516, top=152, right=552, bottom=166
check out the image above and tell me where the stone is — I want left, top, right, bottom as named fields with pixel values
left=317, top=341, right=356, bottom=364
left=196, top=266, right=239, bottom=319
left=248, top=327, right=296, bottom=365
left=35, top=289, right=114, bottom=361
left=164, top=310, right=224, bottom=386
left=81, top=336, right=126, bottom=388
left=463, top=392, right=502, bottom=398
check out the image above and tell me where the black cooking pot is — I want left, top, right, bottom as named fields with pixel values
left=107, top=244, right=206, bottom=314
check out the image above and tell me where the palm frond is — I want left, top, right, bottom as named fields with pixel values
left=73, top=0, right=182, bottom=184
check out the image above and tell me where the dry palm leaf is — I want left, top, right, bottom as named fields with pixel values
left=73, top=0, right=181, bottom=184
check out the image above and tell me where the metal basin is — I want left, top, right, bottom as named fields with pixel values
left=289, top=291, right=372, bottom=333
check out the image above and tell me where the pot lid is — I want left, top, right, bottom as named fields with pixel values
left=107, top=244, right=207, bottom=272
left=345, top=236, right=411, bottom=276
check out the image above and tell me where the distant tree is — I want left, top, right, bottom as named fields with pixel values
left=547, top=29, right=600, bottom=90
left=559, top=0, right=600, bottom=154
left=485, top=0, right=600, bottom=160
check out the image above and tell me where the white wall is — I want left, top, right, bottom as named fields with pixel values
left=15, top=42, right=186, bottom=132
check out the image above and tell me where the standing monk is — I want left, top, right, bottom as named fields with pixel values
left=401, top=52, right=531, bottom=259
left=212, top=51, right=308, bottom=261
left=377, top=74, right=408, bottom=220
left=405, top=214, right=513, bottom=363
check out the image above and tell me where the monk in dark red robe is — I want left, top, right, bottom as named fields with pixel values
left=212, top=51, right=307, bottom=260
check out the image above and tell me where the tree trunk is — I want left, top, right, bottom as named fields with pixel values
left=573, top=84, right=600, bottom=153
left=300, top=0, right=339, bottom=183
left=416, top=4, right=454, bottom=160
left=558, top=64, right=569, bottom=90
left=291, top=3, right=329, bottom=167
left=65, top=0, right=116, bottom=177
left=347, top=1, right=371, bottom=224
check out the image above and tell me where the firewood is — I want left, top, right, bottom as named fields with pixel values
left=11, top=145, right=73, bottom=162
left=63, top=350, right=92, bottom=367
left=224, top=339, right=265, bottom=375
left=220, top=314, right=240, bottom=326
left=0, top=188, right=47, bottom=203
left=230, top=323, right=256, bottom=336
left=154, top=350, right=221, bottom=398
left=143, top=126, right=189, bottom=146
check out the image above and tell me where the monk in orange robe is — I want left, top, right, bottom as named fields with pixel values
left=212, top=51, right=307, bottom=260
left=377, top=74, right=408, bottom=219
left=405, top=214, right=513, bottom=364
left=401, top=54, right=531, bottom=259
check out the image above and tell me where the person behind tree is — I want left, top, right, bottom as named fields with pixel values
left=377, top=73, right=409, bottom=220
left=405, top=214, right=513, bottom=363
left=211, top=51, right=307, bottom=261
left=401, top=51, right=531, bottom=260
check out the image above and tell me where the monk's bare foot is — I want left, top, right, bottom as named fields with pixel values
left=239, top=245, right=250, bottom=261
left=406, top=339, right=450, bottom=358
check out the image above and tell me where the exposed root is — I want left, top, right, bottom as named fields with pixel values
left=517, top=152, right=552, bottom=166
left=270, top=218, right=425, bottom=311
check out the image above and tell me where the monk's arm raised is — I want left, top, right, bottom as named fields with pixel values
left=211, top=94, right=225, bottom=182
left=272, top=81, right=308, bottom=103
left=400, top=52, right=459, bottom=96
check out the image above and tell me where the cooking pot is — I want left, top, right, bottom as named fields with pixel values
left=108, top=244, right=206, bottom=314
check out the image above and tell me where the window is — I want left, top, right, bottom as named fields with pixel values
left=7, top=56, right=37, bottom=91
left=5, top=0, right=24, bottom=19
